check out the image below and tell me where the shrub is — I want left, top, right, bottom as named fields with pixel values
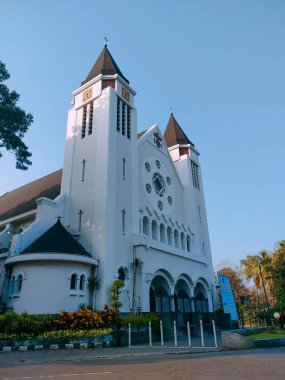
left=51, top=305, right=118, bottom=331
left=122, top=313, right=159, bottom=328
left=38, top=328, right=112, bottom=339
left=0, top=312, right=48, bottom=337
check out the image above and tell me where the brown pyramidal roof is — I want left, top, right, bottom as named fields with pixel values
left=81, top=45, right=129, bottom=86
left=163, top=113, right=194, bottom=148
left=0, top=169, right=62, bottom=223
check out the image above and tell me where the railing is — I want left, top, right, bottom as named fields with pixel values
left=127, top=319, right=219, bottom=348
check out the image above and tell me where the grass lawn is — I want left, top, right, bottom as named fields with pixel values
left=248, top=329, right=285, bottom=340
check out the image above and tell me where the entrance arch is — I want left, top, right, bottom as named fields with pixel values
left=194, top=281, right=209, bottom=313
left=149, top=274, right=172, bottom=313
left=174, top=279, right=192, bottom=313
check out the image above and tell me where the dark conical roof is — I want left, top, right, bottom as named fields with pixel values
left=21, top=219, right=91, bottom=257
left=164, top=113, right=194, bottom=148
left=81, top=45, right=129, bottom=86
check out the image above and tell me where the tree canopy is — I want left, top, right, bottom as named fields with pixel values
left=0, top=61, right=33, bottom=170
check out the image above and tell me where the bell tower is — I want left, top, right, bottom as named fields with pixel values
left=61, top=45, right=138, bottom=307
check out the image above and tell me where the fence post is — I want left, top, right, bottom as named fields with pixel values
left=187, top=321, right=191, bottom=347
left=149, top=321, right=152, bottom=347
left=174, top=320, right=177, bottom=347
left=128, top=323, right=131, bottom=347
left=200, top=320, right=204, bottom=347
left=212, top=320, right=217, bottom=348
left=160, top=320, right=164, bottom=346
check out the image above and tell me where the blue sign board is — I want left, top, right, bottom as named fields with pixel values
left=218, top=274, right=239, bottom=321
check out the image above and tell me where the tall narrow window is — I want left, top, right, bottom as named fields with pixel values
left=70, top=274, right=77, bottom=290
left=191, top=161, right=200, bottom=189
left=122, top=104, right=126, bottom=136
left=127, top=107, right=131, bottom=139
left=9, top=275, right=15, bottom=295
left=78, top=209, right=83, bottom=232
left=81, top=106, right=87, bottom=138
left=88, top=102, right=93, bottom=135
left=198, top=206, right=202, bottom=222
left=117, top=98, right=121, bottom=132
left=122, top=209, right=126, bottom=234
left=81, top=159, right=86, bottom=182
left=79, top=275, right=85, bottom=291
left=17, top=274, right=23, bottom=293
left=122, top=158, right=126, bottom=180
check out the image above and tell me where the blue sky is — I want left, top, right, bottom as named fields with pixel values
left=1, top=0, right=284, bottom=267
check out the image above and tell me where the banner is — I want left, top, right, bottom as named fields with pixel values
left=218, top=274, right=239, bottom=321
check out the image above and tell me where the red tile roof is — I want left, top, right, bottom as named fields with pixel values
left=0, top=169, right=62, bottom=223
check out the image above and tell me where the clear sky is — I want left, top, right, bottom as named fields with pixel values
left=1, top=0, right=284, bottom=267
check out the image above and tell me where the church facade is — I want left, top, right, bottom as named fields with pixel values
left=0, top=46, right=217, bottom=317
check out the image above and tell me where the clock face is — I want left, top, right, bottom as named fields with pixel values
left=142, top=156, right=175, bottom=214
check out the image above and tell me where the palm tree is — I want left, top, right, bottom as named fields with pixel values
left=87, top=276, right=100, bottom=310
left=242, top=251, right=272, bottom=291
left=241, top=250, right=273, bottom=315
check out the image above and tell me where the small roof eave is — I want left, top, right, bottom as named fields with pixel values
left=5, top=253, right=98, bottom=267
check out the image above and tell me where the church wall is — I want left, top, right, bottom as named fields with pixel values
left=7, top=261, right=92, bottom=314
left=134, top=244, right=215, bottom=312
left=138, top=131, right=186, bottom=225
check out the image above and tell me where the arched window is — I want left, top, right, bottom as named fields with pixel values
left=9, top=275, right=15, bottom=295
left=70, top=273, right=77, bottom=290
left=16, top=274, right=23, bottom=293
left=79, top=275, right=85, bottom=291
left=174, top=229, right=180, bottom=248
left=167, top=226, right=173, bottom=245
left=195, top=292, right=208, bottom=313
left=181, top=232, right=186, bottom=250
left=175, top=289, right=191, bottom=313
left=143, top=216, right=150, bottom=236
left=118, top=268, right=125, bottom=282
left=186, top=235, right=191, bottom=252
left=154, top=287, right=171, bottom=313
left=160, top=223, right=166, bottom=243
left=151, top=220, right=158, bottom=240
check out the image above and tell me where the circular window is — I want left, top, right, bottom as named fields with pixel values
left=145, top=183, right=152, bottom=193
left=167, top=196, right=173, bottom=205
left=156, top=160, right=161, bottom=169
left=166, top=177, right=171, bottom=186
left=145, top=162, right=151, bottom=172
left=158, top=201, right=163, bottom=210
left=152, top=172, right=166, bottom=197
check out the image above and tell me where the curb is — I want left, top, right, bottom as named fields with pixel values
left=1, top=341, right=109, bottom=352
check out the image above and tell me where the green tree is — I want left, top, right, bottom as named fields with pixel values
left=110, top=279, right=124, bottom=311
left=0, top=61, right=33, bottom=169
left=87, top=275, right=100, bottom=310
left=241, top=250, right=273, bottom=296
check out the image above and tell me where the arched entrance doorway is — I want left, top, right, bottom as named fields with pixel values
left=149, top=275, right=171, bottom=313
left=174, top=279, right=192, bottom=325
left=194, top=281, right=209, bottom=323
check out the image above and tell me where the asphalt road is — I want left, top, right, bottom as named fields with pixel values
left=1, top=347, right=285, bottom=380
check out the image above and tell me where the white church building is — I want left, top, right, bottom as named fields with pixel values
left=0, top=46, right=217, bottom=319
